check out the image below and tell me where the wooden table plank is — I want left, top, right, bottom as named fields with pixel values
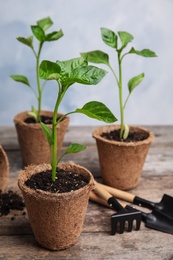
left=0, top=125, right=173, bottom=259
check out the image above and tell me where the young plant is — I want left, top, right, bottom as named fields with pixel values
left=10, top=17, right=63, bottom=122
left=39, top=56, right=117, bottom=181
left=81, top=28, right=157, bottom=140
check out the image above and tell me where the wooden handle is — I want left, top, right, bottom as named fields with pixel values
left=97, top=183, right=135, bottom=203
left=89, top=191, right=111, bottom=208
left=94, top=181, right=112, bottom=202
left=89, top=190, right=127, bottom=208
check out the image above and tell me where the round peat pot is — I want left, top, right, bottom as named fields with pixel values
left=92, top=125, right=154, bottom=190
left=18, top=163, right=94, bottom=250
left=0, top=145, right=9, bottom=191
left=14, top=111, right=69, bottom=166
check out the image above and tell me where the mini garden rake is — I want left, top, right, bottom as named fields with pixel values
left=92, top=182, right=141, bottom=235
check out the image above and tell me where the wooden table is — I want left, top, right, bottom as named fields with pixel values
left=0, top=125, right=173, bottom=259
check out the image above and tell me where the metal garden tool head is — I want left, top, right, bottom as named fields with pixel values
left=125, top=205, right=173, bottom=235
left=98, top=183, right=173, bottom=221
left=93, top=182, right=141, bottom=235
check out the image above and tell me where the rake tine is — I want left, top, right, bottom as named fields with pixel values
left=93, top=182, right=142, bottom=235
left=111, top=207, right=141, bottom=235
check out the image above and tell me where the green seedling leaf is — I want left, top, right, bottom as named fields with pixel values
left=10, top=75, right=31, bottom=87
left=64, top=143, right=86, bottom=155
left=17, top=36, right=33, bottom=48
left=40, top=122, right=53, bottom=146
left=81, top=50, right=109, bottom=66
left=129, top=47, right=157, bottom=57
left=37, top=17, right=53, bottom=31
left=31, top=25, right=45, bottom=42
left=71, top=65, right=108, bottom=85
left=57, top=143, right=87, bottom=165
left=76, top=101, right=117, bottom=123
left=128, top=73, right=145, bottom=93
left=39, top=60, right=61, bottom=80
left=45, top=30, right=64, bottom=41
left=101, top=27, right=117, bottom=48
left=57, top=57, right=87, bottom=76
left=28, top=106, right=37, bottom=121
left=118, top=31, right=134, bottom=49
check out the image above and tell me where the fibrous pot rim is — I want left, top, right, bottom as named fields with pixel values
left=18, top=162, right=94, bottom=200
left=92, top=124, right=155, bottom=147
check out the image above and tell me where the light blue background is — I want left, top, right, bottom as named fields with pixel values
left=0, top=0, right=173, bottom=126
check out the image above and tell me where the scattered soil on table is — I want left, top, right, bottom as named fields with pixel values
left=0, top=190, right=25, bottom=217
left=25, top=169, right=89, bottom=193
left=101, top=129, right=149, bottom=142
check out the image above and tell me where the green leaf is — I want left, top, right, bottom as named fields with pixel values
left=10, top=75, right=31, bottom=87
left=128, top=73, right=145, bottom=93
left=45, top=30, right=64, bottom=41
left=39, top=60, right=61, bottom=80
left=80, top=50, right=109, bottom=66
left=57, top=57, right=87, bottom=76
left=37, top=17, right=53, bottom=31
left=129, top=47, right=157, bottom=57
left=31, top=25, right=45, bottom=42
left=63, top=143, right=86, bottom=155
left=40, top=122, right=53, bottom=146
left=70, top=65, right=107, bottom=85
left=118, top=31, right=134, bottom=49
left=17, top=36, right=33, bottom=48
left=101, top=27, right=117, bottom=48
left=76, top=101, right=117, bottom=123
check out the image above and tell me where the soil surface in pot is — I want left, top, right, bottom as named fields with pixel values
left=0, top=190, right=25, bottom=216
left=25, top=115, right=57, bottom=124
left=25, top=169, right=89, bottom=193
left=101, top=129, right=149, bottom=142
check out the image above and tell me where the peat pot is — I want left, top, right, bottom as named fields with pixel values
left=18, top=162, right=94, bottom=250
left=14, top=111, right=69, bottom=166
left=92, top=125, right=154, bottom=190
left=0, top=145, right=9, bottom=191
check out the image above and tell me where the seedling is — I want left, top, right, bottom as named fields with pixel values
left=81, top=28, right=157, bottom=140
left=39, top=56, right=117, bottom=181
left=10, top=17, right=63, bottom=122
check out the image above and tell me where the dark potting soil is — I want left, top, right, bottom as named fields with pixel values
left=0, top=190, right=25, bottom=217
left=24, top=115, right=54, bottom=124
left=101, top=129, right=149, bottom=142
left=25, top=169, right=89, bottom=193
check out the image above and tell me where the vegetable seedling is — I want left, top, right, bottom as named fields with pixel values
left=10, top=17, right=63, bottom=122
left=39, top=56, right=117, bottom=181
left=81, top=28, right=157, bottom=140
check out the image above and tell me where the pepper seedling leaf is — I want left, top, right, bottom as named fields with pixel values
left=45, top=30, right=64, bottom=41
left=39, top=60, right=61, bottom=80
left=37, top=17, right=53, bottom=31
left=118, top=31, right=134, bottom=49
left=40, top=122, right=53, bottom=146
left=10, top=75, right=31, bottom=87
left=101, top=27, right=117, bottom=48
left=64, top=143, right=86, bottom=155
left=129, top=47, right=157, bottom=57
left=128, top=73, right=145, bottom=93
left=75, top=101, right=117, bottom=123
left=17, top=36, right=33, bottom=49
left=31, top=25, right=46, bottom=42
left=80, top=50, right=109, bottom=66
left=71, top=65, right=108, bottom=85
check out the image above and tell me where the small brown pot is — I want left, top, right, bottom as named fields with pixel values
left=18, top=162, right=94, bottom=250
left=92, top=125, right=154, bottom=190
left=14, top=111, right=70, bottom=166
left=0, top=145, right=9, bottom=192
